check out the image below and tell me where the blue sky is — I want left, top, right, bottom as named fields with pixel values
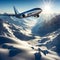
left=0, top=0, right=60, bottom=13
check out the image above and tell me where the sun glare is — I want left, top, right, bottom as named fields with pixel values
left=43, top=4, right=52, bottom=14
left=41, top=0, right=54, bottom=20
left=42, top=1, right=53, bottom=15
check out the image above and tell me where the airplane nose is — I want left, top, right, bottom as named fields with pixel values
left=39, top=8, right=42, bottom=13
left=41, top=8, right=42, bottom=12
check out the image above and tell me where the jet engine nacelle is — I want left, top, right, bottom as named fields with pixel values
left=34, top=14, right=39, bottom=17
left=21, top=13, right=27, bottom=18
left=22, top=14, right=25, bottom=17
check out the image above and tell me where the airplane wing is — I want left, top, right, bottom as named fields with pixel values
left=0, top=7, right=19, bottom=17
left=0, top=13, right=15, bottom=16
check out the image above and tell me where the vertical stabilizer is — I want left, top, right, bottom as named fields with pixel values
left=13, top=6, right=19, bottom=15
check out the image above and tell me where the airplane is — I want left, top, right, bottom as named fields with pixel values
left=0, top=6, right=42, bottom=18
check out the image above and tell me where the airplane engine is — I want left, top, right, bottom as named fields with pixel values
left=37, top=14, right=39, bottom=17
left=22, top=13, right=27, bottom=18
left=22, top=14, right=25, bottom=17
left=34, top=14, right=39, bottom=17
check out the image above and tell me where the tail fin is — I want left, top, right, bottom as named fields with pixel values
left=13, top=6, right=19, bottom=15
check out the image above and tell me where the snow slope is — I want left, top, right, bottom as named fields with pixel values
left=0, top=15, right=60, bottom=60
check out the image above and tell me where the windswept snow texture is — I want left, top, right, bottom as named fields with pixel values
left=0, top=15, right=60, bottom=60
left=32, top=15, right=60, bottom=36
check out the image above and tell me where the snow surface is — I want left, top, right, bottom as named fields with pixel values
left=0, top=15, right=60, bottom=60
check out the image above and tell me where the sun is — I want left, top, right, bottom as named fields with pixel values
left=42, top=1, right=53, bottom=15
left=41, top=0, right=54, bottom=20
left=43, top=4, right=52, bottom=14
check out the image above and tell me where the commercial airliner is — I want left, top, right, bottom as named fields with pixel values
left=0, top=7, right=42, bottom=18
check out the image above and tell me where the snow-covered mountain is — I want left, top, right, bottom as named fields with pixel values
left=0, top=16, right=37, bottom=40
left=0, top=14, right=60, bottom=60
left=36, top=15, right=60, bottom=56
left=32, top=15, right=60, bottom=36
